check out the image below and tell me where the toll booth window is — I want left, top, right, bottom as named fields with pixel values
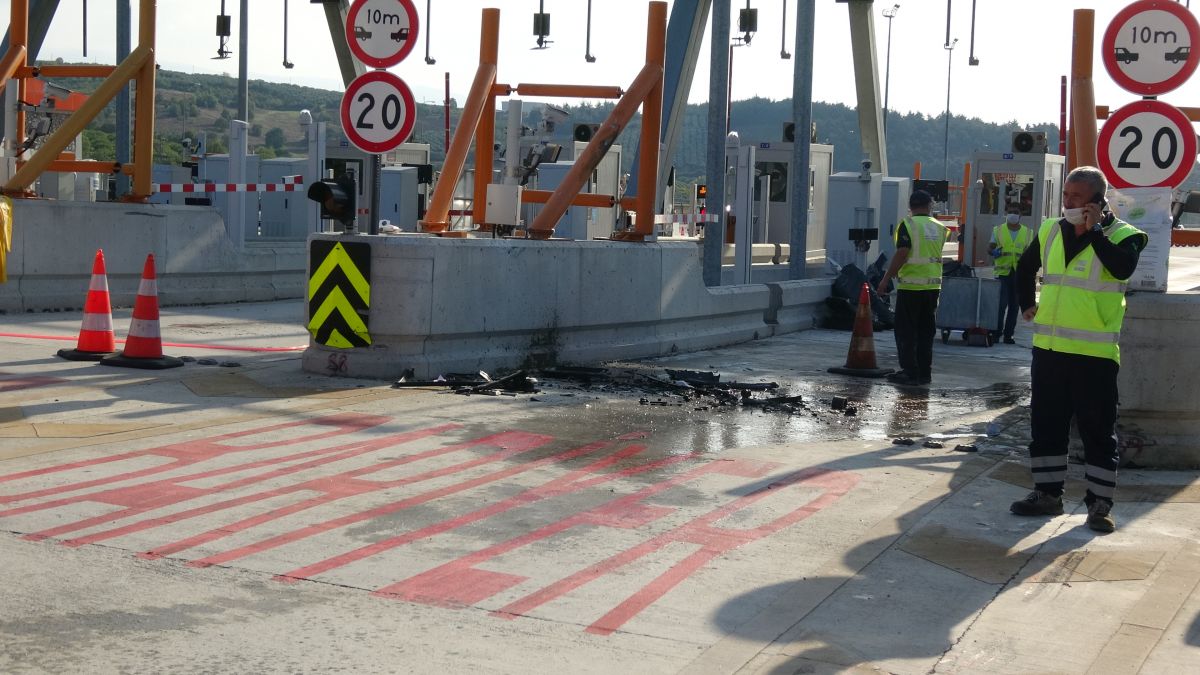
left=754, top=162, right=788, bottom=203
left=978, top=172, right=1034, bottom=216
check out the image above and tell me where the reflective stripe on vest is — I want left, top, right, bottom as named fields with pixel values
left=1032, top=217, right=1144, bottom=364
left=992, top=224, right=1030, bottom=275
left=896, top=216, right=949, bottom=291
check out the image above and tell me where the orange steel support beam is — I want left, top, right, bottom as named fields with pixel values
left=9, top=0, right=29, bottom=154
left=473, top=11, right=501, bottom=231
left=1069, top=10, right=1098, bottom=170
left=129, top=0, right=158, bottom=200
left=5, top=45, right=152, bottom=193
left=20, top=64, right=117, bottom=78
left=47, top=160, right=130, bottom=175
left=421, top=9, right=499, bottom=233
left=528, top=62, right=663, bottom=239
left=959, top=162, right=971, bottom=263
left=0, top=47, right=27, bottom=97
left=1098, top=104, right=1200, bottom=121
left=514, top=83, right=624, bottom=99
left=632, top=1, right=667, bottom=239
left=520, top=189, right=636, bottom=210
left=913, top=162, right=922, bottom=180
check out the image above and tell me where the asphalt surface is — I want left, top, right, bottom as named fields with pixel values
left=2, top=291, right=1199, bottom=674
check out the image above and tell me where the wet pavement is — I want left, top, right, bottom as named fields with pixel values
left=2, top=299, right=1198, bottom=674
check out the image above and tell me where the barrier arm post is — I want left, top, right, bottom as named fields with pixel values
left=959, top=161, right=971, bottom=263
left=421, top=8, right=499, bottom=233
left=631, top=0, right=667, bottom=239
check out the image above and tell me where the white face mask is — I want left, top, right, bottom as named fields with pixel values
left=1006, top=213, right=1020, bottom=225
left=1062, top=207, right=1087, bottom=225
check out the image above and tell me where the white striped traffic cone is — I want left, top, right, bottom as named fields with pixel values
left=100, top=254, right=183, bottom=370
left=57, top=249, right=118, bottom=361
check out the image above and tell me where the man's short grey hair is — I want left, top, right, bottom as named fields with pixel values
left=1066, top=166, right=1109, bottom=195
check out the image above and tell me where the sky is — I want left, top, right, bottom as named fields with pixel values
left=3, top=1, right=1196, bottom=129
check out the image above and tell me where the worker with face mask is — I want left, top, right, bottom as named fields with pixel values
left=1009, top=166, right=1148, bottom=533
left=988, top=203, right=1031, bottom=344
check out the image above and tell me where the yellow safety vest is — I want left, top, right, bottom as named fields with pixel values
left=1032, top=217, right=1145, bottom=364
left=895, top=215, right=949, bottom=291
left=992, top=223, right=1031, bottom=276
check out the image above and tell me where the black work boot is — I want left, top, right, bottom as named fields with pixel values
left=1086, top=498, right=1116, bottom=533
left=1010, top=490, right=1064, bottom=516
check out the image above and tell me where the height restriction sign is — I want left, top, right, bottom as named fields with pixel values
left=1097, top=100, right=1198, bottom=189
left=346, top=0, right=420, bottom=68
left=1102, top=0, right=1199, bottom=96
left=340, top=71, right=417, bottom=154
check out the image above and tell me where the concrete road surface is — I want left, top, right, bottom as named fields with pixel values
left=2, top=294, right=1199, bottom=674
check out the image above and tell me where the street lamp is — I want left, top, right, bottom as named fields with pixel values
left=943, top=38, right=957, bottom=181
left=882, top=4, right=899, bottom=131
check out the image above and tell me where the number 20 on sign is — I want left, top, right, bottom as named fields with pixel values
left=339, top=70, right=417, bottom=154
left=1097, top=99, right=1198, bottom=190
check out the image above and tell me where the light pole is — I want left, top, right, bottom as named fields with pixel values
left=882, top=4, right=899, bottom=131
left=943, top=38, right=957, bottom=180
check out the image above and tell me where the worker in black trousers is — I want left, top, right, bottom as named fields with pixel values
left=1009, top=166, right=1147, bottom=533
left=876, top=190, right=950, bottom=386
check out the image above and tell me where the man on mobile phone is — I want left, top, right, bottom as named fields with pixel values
left=1009, top=166, right=1148, bottom=532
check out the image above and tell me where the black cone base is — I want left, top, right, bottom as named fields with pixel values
left=827, top=366, right=895, bottom=378
left=57, top=348, right=117, bottom=361
left=98, top=352, right=185, bottom=370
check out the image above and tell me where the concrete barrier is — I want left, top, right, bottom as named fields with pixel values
left=1114, top=291, right=1200, bottom=468
left=302, top=233, right=831, bottom=380
left=0, top=200, right=305, bottom=313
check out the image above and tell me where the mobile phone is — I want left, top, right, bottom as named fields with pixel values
left=1091, top=193, right=1108, bottom=210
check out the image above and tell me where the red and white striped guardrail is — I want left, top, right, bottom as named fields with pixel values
left=154, top=175, right=303, bottom=193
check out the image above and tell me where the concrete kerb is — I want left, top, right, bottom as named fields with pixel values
left=301, top=234, right=831, bottom=380
left=1, top=200, right=305, bottom=313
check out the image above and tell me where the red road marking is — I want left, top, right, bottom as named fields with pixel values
left=0, top=332, right=306, bottom=352
left=0, top=373, right=68, bottom=392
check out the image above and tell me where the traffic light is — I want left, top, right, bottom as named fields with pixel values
left=695, top=184, right=707, bottom=200
left=307, top=172, right=357, bottom=229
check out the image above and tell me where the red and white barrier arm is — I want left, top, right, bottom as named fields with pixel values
left=154, top=175, right=303, bottom=193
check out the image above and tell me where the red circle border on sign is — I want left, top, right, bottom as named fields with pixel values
left=346, top=0, right=420, bottom=69
left=1097, top=99, right=1197, bottom=189
left=339, top=71, right=417, bottom=154
left=1101, top=0, right=1200, bottom=96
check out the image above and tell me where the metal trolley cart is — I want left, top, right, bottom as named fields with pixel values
left=935, top=276, right=1002, bottom=346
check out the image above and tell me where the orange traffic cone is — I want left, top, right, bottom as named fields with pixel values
left=57, top=249, right=118, bottom=361
left=100, top=254, right=183, bottom=370
left=827, top=282, right=894, bottom=378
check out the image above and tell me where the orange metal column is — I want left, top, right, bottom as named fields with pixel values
left=959, top=162, right=971, bottom=263
left=129, top=0, right=158, bottom=200
left=472, top=8, right=501, bottom=231
left=1069, top=9, right=1097, bottom=170
left=11, top=0, right=29, bottom=159
left=421, top=9, right=499, bottom=232
left=633, top=1, right=667, bottom=237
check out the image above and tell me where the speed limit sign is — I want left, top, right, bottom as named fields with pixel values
left=1097, top=100, right=1198, bottom=189
left=339, top=70, right=417, bottom=154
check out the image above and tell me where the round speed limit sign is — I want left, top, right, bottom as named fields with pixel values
left=339, top=70, right=417, bottom=154
left=1097, top=100, right=1198, bottom=189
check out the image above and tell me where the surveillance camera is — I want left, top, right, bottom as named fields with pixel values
left=298, top=109, right=313, bottom=126
left=861, top=159, right=872, bottom=172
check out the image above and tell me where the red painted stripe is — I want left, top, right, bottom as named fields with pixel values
left=0, top=332, right=305, bottom=352
left=185, top=431, right=557, bottom=568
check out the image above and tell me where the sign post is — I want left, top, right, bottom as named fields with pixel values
left=1101, top=0, right=1199, bottom=96
left=343, top=0, right=420, bottom=234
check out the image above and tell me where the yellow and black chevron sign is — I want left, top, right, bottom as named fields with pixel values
left=308, top=240, right=371, bottom=348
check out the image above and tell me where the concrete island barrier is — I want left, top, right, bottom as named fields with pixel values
left=301, top=233, right=831, bottom=381
left=1115, top=291, right=1200, bottom=469
left=0, top=200, right=305, bottom=313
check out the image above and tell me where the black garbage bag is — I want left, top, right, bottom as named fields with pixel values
left=830, top=262, right=895, bottom=330
left=943, top=260, right=974, bottom=278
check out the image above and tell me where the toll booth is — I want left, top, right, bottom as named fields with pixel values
left=826, top=169, right=883, bottom=271
left=963, top=151, right=1065, bottom=267
left=259, top=157, right=308, bottom=239
left=378, top=165, right=420, bottom=231
left=878, top=176, right=913, bottom=259
left=726, top=141, right=834, bottom=254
